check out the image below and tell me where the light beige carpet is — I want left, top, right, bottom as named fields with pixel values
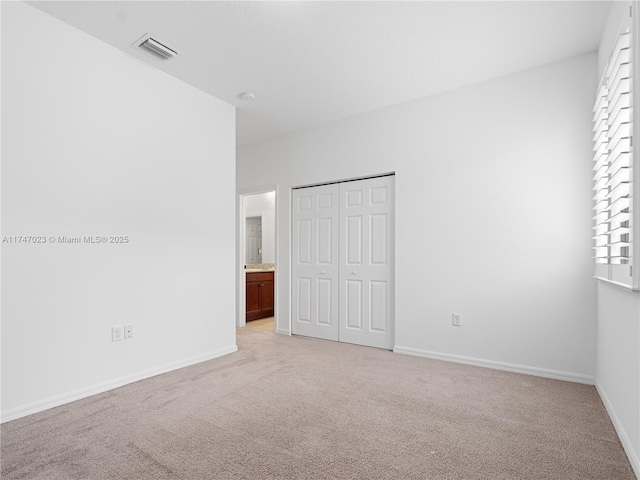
left=1, top=328, right=635, bottom=479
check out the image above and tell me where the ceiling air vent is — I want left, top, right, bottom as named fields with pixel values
left=134, top=34, right=177, bottom=61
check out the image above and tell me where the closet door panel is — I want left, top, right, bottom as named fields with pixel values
left=364, top=176, right=394, bottom=349
left=292, top=184, right=339, bottom=341
left=297, top=277, right=312, bottom=324
left=297, top=219, right=312, bottom=265
left=346, top=280, right=363, bottom=329
left=339, top=176, right=394, bottom=349
left=339, top=181, right=368, bottom=345
left=317, top=278, right=333, bottom=325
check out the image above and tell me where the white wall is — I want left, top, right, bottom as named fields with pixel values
left=238, top=52, right=598, bottom=380
left=594, top=2, right=640, bottom=476
left=597, top=283, right=639, bottom=474
left=244, top=192, right=276, bottom=264
left=1, top=2, right=236, bottom=421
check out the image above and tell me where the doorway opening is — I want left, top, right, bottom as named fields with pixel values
left=237, top=186, right=277, bottom=332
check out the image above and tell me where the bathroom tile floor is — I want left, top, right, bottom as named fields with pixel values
left=246, top=317, right=274, bottom=331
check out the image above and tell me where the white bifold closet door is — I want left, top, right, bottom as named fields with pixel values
left=292, top=183, right=340, bottom=341
left=338, top=176, right=394, bottom=349
left=292, top=176, right=394, bottom=349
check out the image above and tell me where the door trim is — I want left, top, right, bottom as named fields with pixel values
left=292, top=172, right=395, bottom=190
left=237, top=185, right=278, bottom=329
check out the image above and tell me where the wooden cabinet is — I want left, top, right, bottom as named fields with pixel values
left=246, top=271, right=274, bottom=321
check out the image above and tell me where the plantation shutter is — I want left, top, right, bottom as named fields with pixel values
left=593, top=27, right=637, bottom=288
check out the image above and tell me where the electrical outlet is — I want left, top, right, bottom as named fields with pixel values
left=124, top=324, right=133, bottom=339
left=112, top=326, right=124, bottom=341
left=452, top=313, right=462, bottom=326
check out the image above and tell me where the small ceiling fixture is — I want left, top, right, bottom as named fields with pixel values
left=240, top=92, right=256, bottom=102
left=132, top=34, right=177, bottom=62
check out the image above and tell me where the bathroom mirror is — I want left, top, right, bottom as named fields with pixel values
left=246, top=216, right=262, bottom=264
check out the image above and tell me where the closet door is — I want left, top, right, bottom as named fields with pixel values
left=339, top=176, right=394, bottom=349
left=292, top=184, right=340, bottom=341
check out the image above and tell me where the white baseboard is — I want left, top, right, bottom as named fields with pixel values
left=596, top=381, right=640, bottom=479
left=276, top=329, right=291, bottom=335
left=1, top=344, right=238, bottom=424
left=393, top=346, right=595, bottom=385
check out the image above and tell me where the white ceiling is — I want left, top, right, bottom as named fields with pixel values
left=28, top=1, right=610, bottom=146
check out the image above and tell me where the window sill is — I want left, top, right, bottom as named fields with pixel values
left=594, top=277, right=640, bottom=292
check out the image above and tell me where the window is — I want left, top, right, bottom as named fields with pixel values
left=593, top=18, right=639, bottom=290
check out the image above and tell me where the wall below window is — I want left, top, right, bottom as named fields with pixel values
left=1, top=2, right=236, bottom=420
left=238, top=52, right=597, bottom=380
left=596, top=283, right=639, bottom=474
